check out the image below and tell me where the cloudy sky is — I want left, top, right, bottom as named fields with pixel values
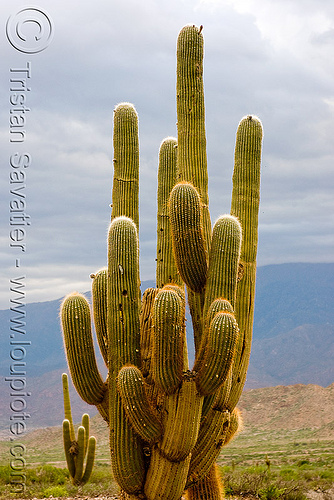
left=1, top=0, right=334, bottom=309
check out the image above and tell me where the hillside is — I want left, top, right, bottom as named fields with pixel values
left=247, top=323, right=334, bottom=388
left=253, top=263, right=334, bottom=338
left=238, top=382, right=334, bottom=433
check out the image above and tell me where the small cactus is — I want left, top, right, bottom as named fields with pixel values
left=62, top=373, right=96, bottom=486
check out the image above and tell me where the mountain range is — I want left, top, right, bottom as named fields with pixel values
left=1, top=262, right=333, bottom=431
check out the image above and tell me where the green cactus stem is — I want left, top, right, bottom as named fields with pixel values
left=107, top=216, right=141, bottom=372
left=162, top=283, right=189, bottom=370
left=194, top=302, right=237, bottom=381
left=224, top=407, right=242, bottom=446
left=175, top=24, right=212, bottom=355
left=140, top=287, right=159, bottom=380
left=151, top=287, right=185, bottom=394
left=228, top=115, right=263, bottom=410
left=196, top=312, right=239, bottom=396
left=212, top=368, right=233, bottom=412
left=176, top=24, right=211, bottom=250
left=200, top=366, right=232, bottom=421
left=156, top=137, right=181, bottom=288
left=74, top=426, right=85, bottom=484
left=203, top=215, right=242, bottom=316
left=62, top=419, right=76, bottom=479
left=117, top=364, right=162, bottom=444
left=159, top=375, right=203, bottom=462
left=81, top=436, right=97, bottom=485
left=62, top=373, right=75, bottom=441
left=91, top=269, right=108, bottom=366
left=107, top=216, right=145, bottom=494
left=144, top=448, right=191, bottom=500
left=186, top=410, right=230, bottom=488
left=169, top=182, right=208, bottom=293
left=111, top=103, right=140, bottom=230
left=61, top=295, right=106, bottom=406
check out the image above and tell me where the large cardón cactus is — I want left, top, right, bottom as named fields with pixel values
left=60, top=24, right=263, bottom=500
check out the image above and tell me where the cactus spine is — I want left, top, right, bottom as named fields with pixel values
left=60, top=23, right=263, bottom=500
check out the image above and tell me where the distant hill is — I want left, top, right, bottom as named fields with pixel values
left=0, top=263, right=333, bottom=431
left=247, top=323, right=334, bottom=388
left=238, top=382, right=334, bottom=434
left=253, top=263, right=334, bottom=338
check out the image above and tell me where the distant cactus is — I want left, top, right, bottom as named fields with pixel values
left=60, top=24, right=263, bottom=500
left=61, top=373, right=96, bottom=486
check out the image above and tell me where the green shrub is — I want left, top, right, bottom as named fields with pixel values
left=36, top=465, right=68, bottom=485
left=42, top=485, right=68, bottom=498
left=319, top=470, right=334, bottom=480
left=259, top=484, right=285, bottom=499
left=0, top=466, right=11, bottom=484
left=222, top=466, right=309, bottom=500
left=279, top=467, right=299, bottom=480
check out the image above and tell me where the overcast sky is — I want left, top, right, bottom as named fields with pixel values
left=1, top=0, right=334, bottom=309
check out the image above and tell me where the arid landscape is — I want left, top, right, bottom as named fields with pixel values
left=1, top=382, right=333, bottom=499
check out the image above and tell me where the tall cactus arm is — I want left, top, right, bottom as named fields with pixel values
left=81, top=436, right=97, bottom=485
left=61, top=293, right=106, bottom=405
left=163, top=284, right=189, bottom=371
left=156, top=137, right=181, bottom=288
left=111, top=103, right=140, bottom=230
left=194, top=214, right=241, bottom=373
left=176, top=25, right=211, bottom=355
left=231, top=116, right=262, bottom=265
left=91, top=269, right=108, bottom=366
left=176, top=24, right=211, bottom=250
left=107, top=216, right=145, bottom=494
left=228, top=115, right=263, bottom=410
left=203, top=215, right=242, bottom=317
left=107, top=216, right=141, bottom=373
left=81, top=413, right=90, bottom=455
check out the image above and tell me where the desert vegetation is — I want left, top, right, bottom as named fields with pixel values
left=0, top=423, right=333, bottom=499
